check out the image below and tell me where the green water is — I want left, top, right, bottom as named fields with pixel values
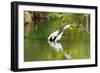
left=24, top=20, right=90, bottom=62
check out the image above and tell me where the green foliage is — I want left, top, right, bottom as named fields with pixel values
left=26, top=12, right=90, bottom=40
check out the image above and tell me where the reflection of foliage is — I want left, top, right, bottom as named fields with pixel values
left=24, top=30, right=90, bottom=61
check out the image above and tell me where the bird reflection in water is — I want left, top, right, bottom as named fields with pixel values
left=48, top=41, right=71, bottom=60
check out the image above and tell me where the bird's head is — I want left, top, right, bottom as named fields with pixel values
left=63, top=24, right=71, bottom=30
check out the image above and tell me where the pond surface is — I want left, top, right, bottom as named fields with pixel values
left=24, top=31, right=90, bottom=62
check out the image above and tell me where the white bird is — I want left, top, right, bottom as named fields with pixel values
left=48, top=24, right=71, bottom=41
